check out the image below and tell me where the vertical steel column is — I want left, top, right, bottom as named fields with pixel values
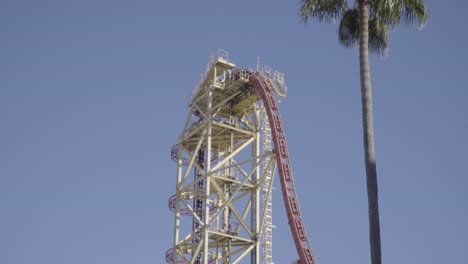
left=260, top=104, right=274, bottom=264
left=193, top=150, right=204, bottom=263
left=202, top=68, right=215, bottom=264
left=251, top=103, right=261, bottom=264
left=223, top=129, right=234, bottom=264
left=173, top=140, right=183, bottom=263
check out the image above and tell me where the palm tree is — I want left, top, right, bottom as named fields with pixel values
left=298, top=1, right=428, bottom=264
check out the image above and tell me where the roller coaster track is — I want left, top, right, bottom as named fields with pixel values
left=248, top=72, right=316, bottom=264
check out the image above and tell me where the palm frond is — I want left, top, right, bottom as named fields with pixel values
left=299, top=0, right=347, bottom=23
left=369, top=0, right=428, bottom=29
left=369, top=0, right=402, bottom=28
left=338, top=8, right=359, bottom=48
left=338, top=8, right=388, bottom=55
left=368, top=17, right=389, bottom=55
left=402, top=0, right=429, bottom=28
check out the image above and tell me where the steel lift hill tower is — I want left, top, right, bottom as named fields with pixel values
left=167, top=50, right=317, bottom=264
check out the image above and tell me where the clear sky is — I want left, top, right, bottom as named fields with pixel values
left=1, top=0, right=467, bottom=263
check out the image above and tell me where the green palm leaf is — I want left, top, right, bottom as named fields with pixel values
left=339, top=8, right=388, bottom=55
left=299, top=0, right=347, bottom=23
left=403, top=0, right=429, bottom=27
left=338, top=9, right=359, bottom=48
left=370, top=0, right=428, bottom=29
left=368, top=17, right=389, bottom=55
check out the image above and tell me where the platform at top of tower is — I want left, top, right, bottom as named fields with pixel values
left=192, top=77, right=260, bottom=118
left=189, top=56, right=235, bottom=103
left=190, top=64, right=263, bottom=118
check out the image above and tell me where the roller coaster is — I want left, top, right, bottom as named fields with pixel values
left=168, top=50, right=317, bottom=264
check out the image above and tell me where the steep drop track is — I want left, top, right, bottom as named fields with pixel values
left=248, top=71, right=317, bottom=264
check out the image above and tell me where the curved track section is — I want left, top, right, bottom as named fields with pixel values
left=249, top=71, right=317, bottom=264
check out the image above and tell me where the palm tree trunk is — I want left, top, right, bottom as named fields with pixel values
left=357, top=1, right=382, bottom=264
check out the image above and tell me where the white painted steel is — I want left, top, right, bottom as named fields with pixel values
left=171, top=51, right=286, bottom=264
left=260, top=104, right=274, bottom=264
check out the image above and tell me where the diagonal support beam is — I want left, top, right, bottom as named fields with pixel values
left=179, top=129, right=207, bottom=187
left=232, top=245, right=255, bottom=264
left=181, top=199, right=204, bottom=227
left=211, top=137, right=255, bottom=172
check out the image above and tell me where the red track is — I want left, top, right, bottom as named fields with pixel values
left=249, top=72, right=317, bottom=264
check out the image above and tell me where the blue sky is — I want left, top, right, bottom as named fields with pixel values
left=1, top=0, right=467, bottom=263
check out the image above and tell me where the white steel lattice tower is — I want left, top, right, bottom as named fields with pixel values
left=168, top=50, right=277, bottom=264
left=168, top=50, right=319, bottom=264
